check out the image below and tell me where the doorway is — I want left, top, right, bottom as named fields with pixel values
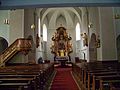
left=0, top=37, right=8, bottom=54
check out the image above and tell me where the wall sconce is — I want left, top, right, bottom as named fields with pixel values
left=31, top=24, right=35, bottom=30
left=4, top=19, right=9, bottom=25
left=88, top=23, right=93, bottom=28
left=114, top=14, right=120, bottom=19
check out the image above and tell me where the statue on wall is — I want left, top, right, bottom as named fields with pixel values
left=50, top=26, right=73, bottom=61
left=96, top=35, right=100, bottom=48
left=81, top=33, right=88, bottom=47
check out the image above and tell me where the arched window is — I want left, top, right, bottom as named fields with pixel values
left=38, top=18, right=41, bottom=37
left=76, top=23, right=81, bottom=41
left=43, top=24, right=47, bottom=41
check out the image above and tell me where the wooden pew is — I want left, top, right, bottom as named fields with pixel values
left=97, top=75, right=120, bottom=90
left=72, top=63, right=86, bottom=90
left=0, top=76, right=37, bottom=90
left=86, top=62, right=119, bottom=89
left=91, top=72, right=119, bottom=90
left=0, top=71, right=40, bottom=90
left=0, top=63, right=54, bottom=90
left=72, top=61, right=120, bottom=90
left=0, top=83, right=31, bottom=90
left=86, top=69, right=119, bottom=89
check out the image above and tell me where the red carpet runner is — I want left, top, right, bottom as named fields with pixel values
left=50, top=67, right=79, bottom=90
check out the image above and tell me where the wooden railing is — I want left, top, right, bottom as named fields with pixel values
left=0, top=38, right=32, bottom=66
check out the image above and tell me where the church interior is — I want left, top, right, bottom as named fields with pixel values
left=0, top=1, right=120, bottom=90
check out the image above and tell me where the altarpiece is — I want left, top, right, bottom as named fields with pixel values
left=50, top=26, right=73, bottom=62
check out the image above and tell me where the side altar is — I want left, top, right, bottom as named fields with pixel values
left=50, top=26, right=73, bottom=66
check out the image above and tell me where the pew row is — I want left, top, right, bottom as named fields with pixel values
left=72, top=61, right=120, bottom=90
left=0, top=63, right=54, bottom=90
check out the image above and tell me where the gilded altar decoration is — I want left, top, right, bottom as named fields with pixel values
left=50, top=26, right=73, bottom=60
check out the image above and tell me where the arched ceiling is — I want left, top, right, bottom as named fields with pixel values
left=48, top=9, right=74, bottom=29
left=40, top=7, right=83, bottom=25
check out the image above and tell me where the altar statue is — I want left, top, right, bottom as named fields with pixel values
left=58, top=35, right=65, bottom=50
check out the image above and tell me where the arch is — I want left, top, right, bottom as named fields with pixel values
left=89, top=33, right=97, bottom=62
left=117, top=35, right=120, bottom=62
left=48, top=9, right=74, bottom=29
left=76, top=22, right=81, bottom=41
left=41, top=7, right=82, bottom=25
left=56, top=14, right=66, bottom=27
left=0, top=37, right=8, bottom=54
left=43, top=24, right=47, bottom=41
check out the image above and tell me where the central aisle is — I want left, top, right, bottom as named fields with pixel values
left=50, top=67, right=79, bottom=90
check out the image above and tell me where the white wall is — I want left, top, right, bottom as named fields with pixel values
left=8, top=9, right=25, bottom=63
left=0, top=10, right=10, bottom=43
left=98, top=7, right=117, bottom=61
left=9, top=10, right=24, bottom=44
left=78, top=7, right=117, bottom=62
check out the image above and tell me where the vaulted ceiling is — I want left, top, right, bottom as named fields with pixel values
left=39, top=7, right=84, bottom=29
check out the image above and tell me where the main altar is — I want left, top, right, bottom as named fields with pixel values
left=50, top=26, right=73, bottom=66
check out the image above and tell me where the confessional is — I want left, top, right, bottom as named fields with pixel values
left=50, top=26, right=73, bottom=66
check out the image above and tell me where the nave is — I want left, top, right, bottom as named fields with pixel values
left=0, top=6, right=120, bottom=90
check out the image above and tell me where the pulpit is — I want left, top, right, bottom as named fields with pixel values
left=50, top=26, right=73, bottom=66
